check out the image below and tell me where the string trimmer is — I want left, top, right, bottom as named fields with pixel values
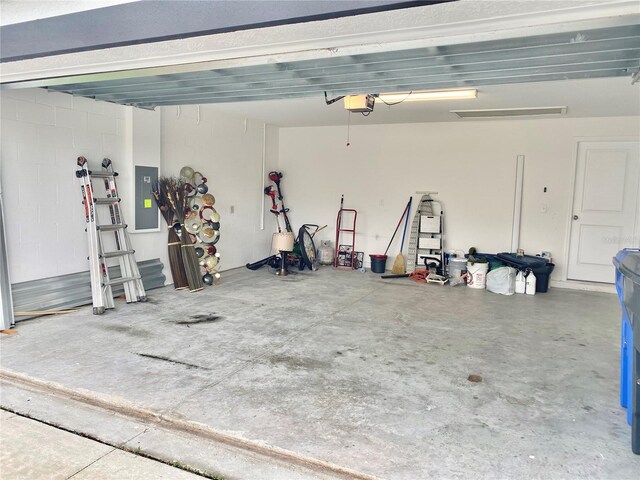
left=264, top=186, right=282, bottom=233
left=268, top=171, right=293, bottom=233
left=249, top=172, right=323, bottom=272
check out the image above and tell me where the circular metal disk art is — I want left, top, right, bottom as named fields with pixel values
left=201, top=193, right=215, bottom=206
left=184, top=215, right=202, bottom=235
left=181, top=166, right=221, bottom=285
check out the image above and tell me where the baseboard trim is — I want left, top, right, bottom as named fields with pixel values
left=550, top=279, right=616, bottom=294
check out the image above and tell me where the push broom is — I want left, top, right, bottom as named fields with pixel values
left=391, top=197, right=412, bottom=274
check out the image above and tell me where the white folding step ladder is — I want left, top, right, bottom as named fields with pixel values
left=406, top=192, right=445, bottom=275
left=76, top=157, right=146, bottom=314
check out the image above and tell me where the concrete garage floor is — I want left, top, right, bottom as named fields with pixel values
left=1, top=267, right=639, bottom=479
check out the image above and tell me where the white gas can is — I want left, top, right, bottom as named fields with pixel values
left=515, top=271, right=526, bottom=294
left=525, top=270, right=537, bottom=295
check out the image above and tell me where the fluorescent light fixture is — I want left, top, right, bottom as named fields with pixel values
left=451, top=106, right=567, bottom=118
left=378, top=89, right=477, bottom=103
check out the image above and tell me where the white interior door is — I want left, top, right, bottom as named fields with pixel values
left=568, top=141, right=640, bottom=283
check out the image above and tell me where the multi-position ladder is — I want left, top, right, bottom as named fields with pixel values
left=76, top=157, right=146, bottom=314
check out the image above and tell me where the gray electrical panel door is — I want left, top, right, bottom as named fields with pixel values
left=135, top=166, right=159, bottom=231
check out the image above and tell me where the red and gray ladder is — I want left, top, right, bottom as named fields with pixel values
left=76, top=157, right=146, bottom=314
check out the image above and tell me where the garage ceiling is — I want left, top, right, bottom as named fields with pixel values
left=45, top=24, right=640, bottom=109
left=2, top=0, right=639, bottom=126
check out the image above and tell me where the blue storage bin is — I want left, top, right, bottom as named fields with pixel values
left=614, top=249, right=638, bottom=426
left=615, top=248, right=640, bottom=454
left=496, top=252, right=555, bottom=292
left=470, top=253, right=505, bottom=270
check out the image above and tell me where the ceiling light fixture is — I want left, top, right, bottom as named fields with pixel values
left=377, top=89, right=477, bottom=103
left=451, top=106, right=567, bottom=119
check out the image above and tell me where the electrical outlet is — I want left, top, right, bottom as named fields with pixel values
left=230, top=205, right=235, bottom=214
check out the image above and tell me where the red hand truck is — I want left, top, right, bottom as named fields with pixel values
left=334, top=195, right=358, bottom=269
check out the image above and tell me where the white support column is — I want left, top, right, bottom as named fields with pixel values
left=511, top=155, right=525, bottom=253
left=260, top=123, right=266, bottom=231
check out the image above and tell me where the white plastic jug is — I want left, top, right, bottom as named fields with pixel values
left=525, top=270, right=537, bottom=295
left=515, top=271, right=526, bottom=294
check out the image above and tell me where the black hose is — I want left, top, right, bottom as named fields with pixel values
left=246, top=255, right=278, bottom=270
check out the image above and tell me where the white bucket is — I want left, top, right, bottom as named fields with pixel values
left=467, top=262, right=489, bottom=289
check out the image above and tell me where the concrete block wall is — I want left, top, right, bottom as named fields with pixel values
left=0, top=89, right=280, bottom=286
left=0, top=88, right=134, bottom=283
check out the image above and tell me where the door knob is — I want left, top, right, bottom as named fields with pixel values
left=573, top=215, right=579, bottom=220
